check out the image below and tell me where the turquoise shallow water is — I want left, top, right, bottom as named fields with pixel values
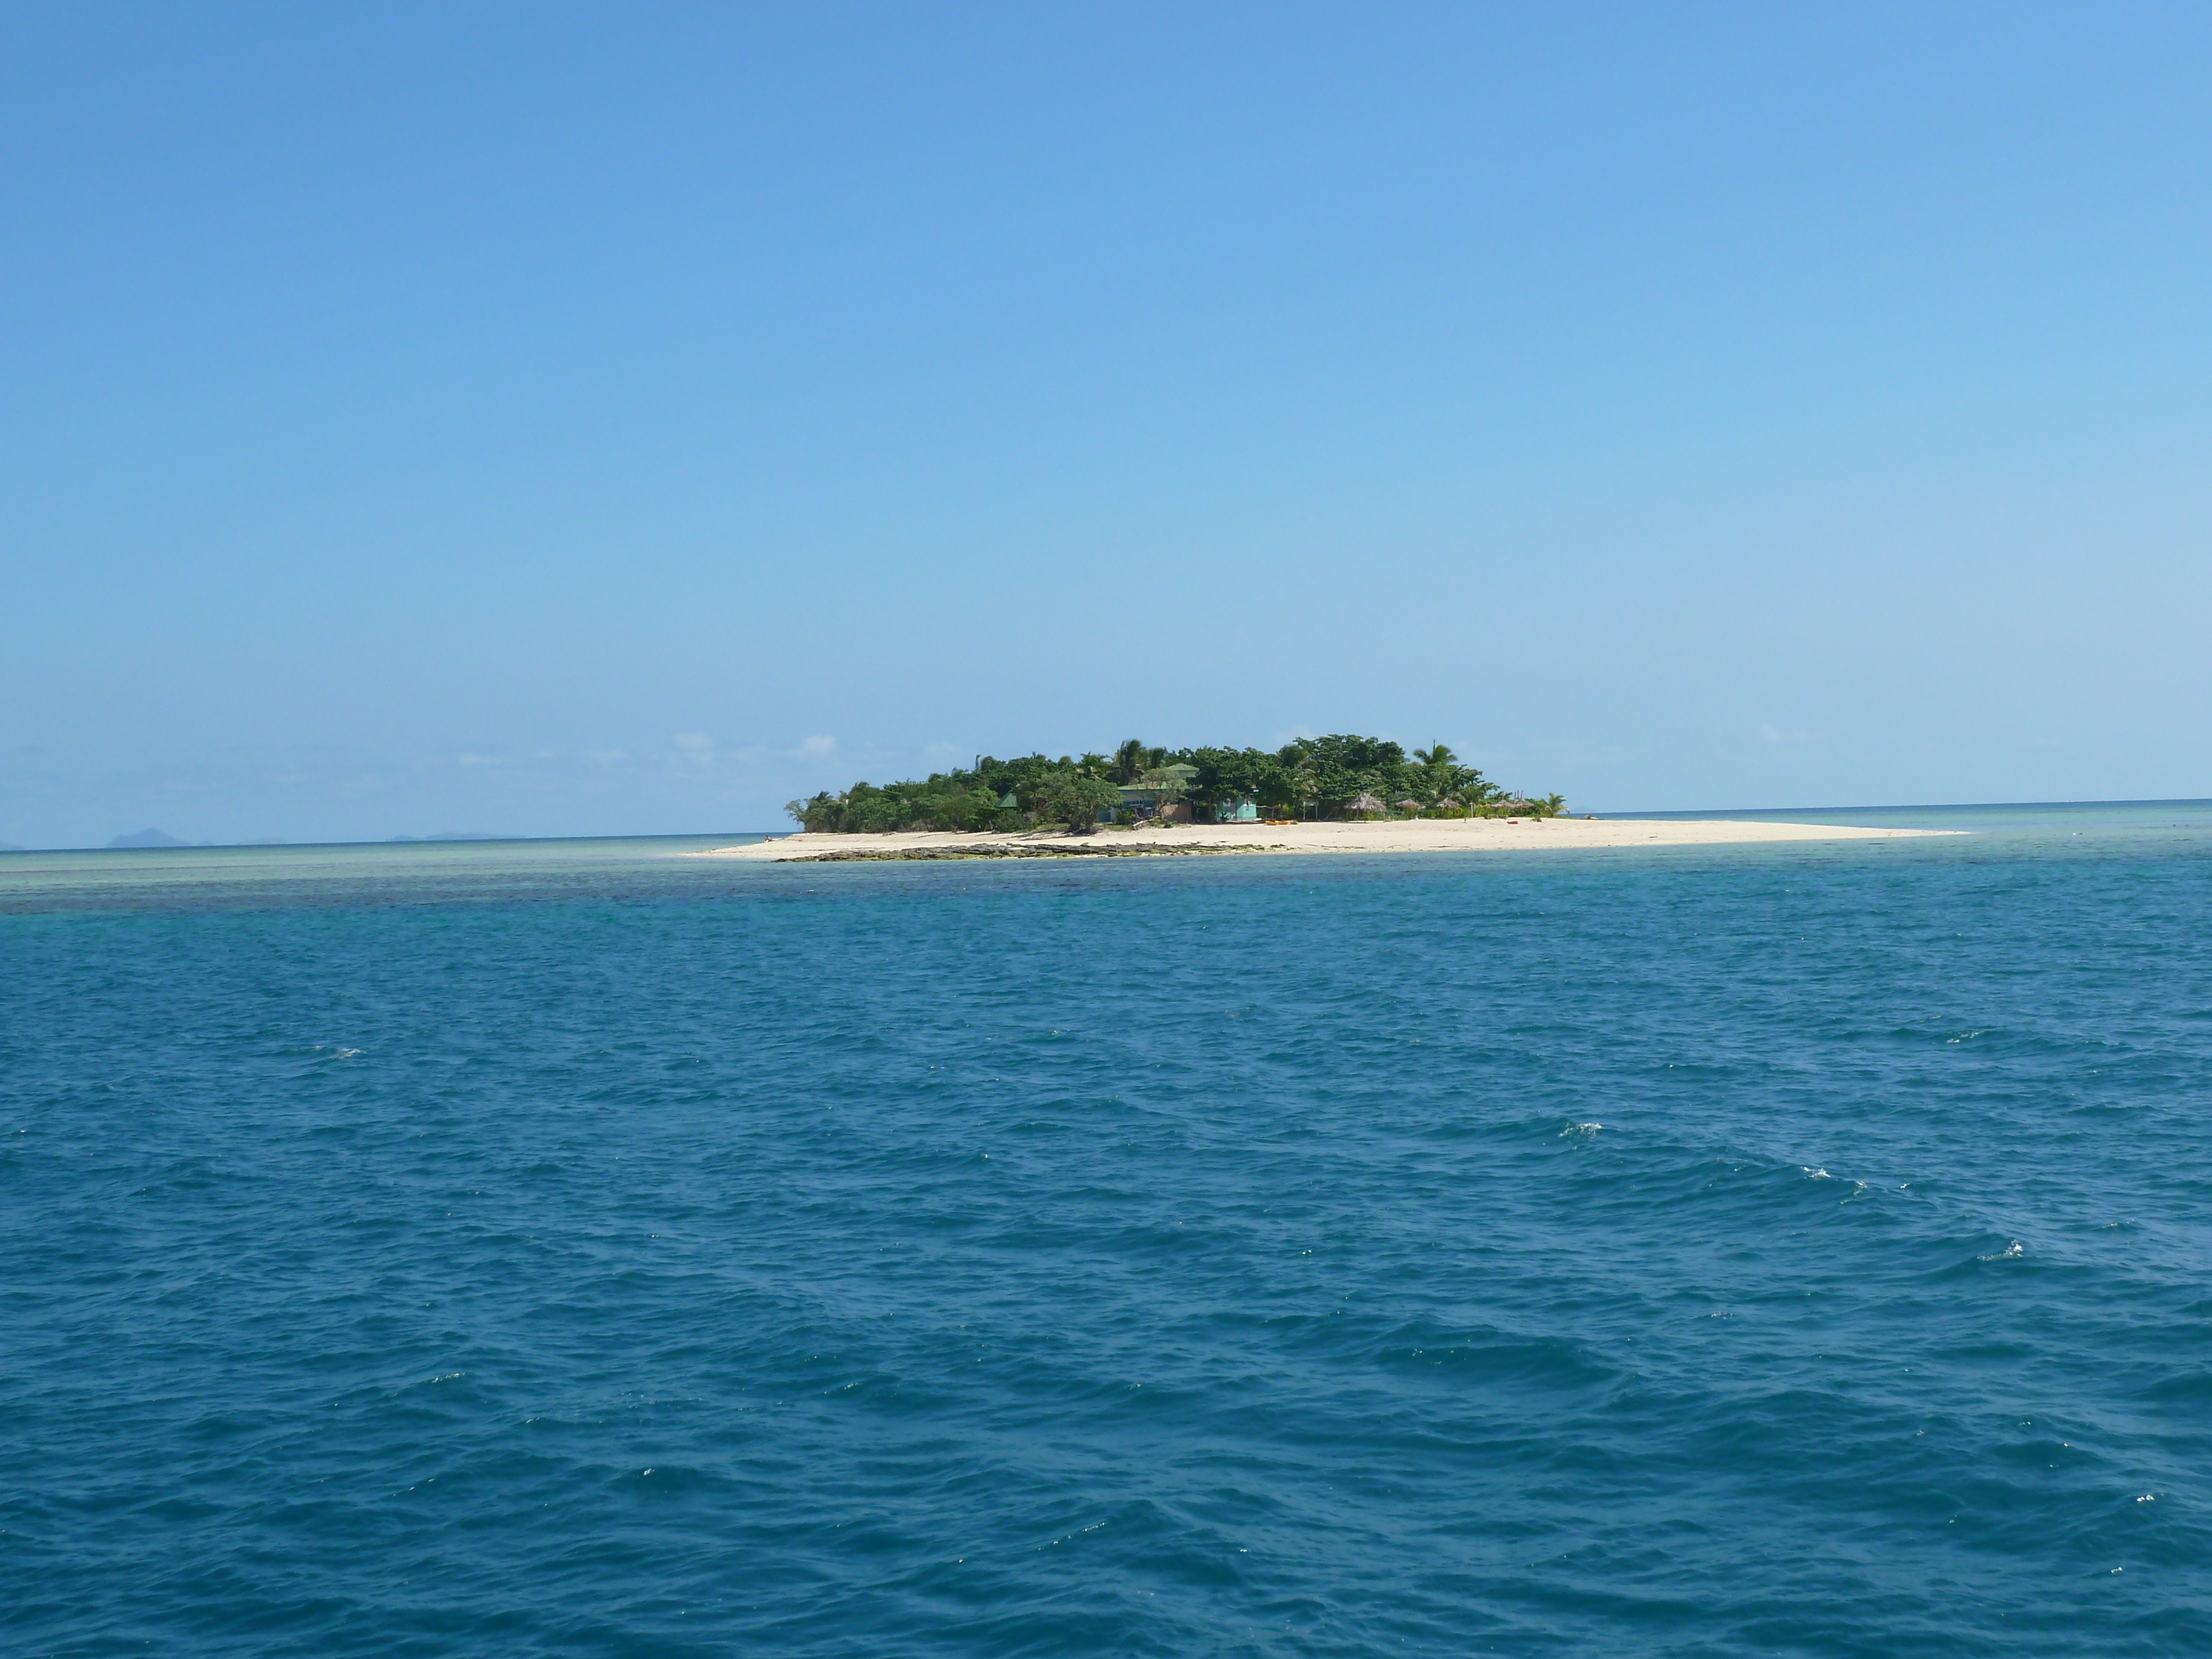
left=4, top=807, right=2211, bottom=1656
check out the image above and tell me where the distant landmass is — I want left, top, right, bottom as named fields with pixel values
left=387, top=832, right=512, bottom=843
left=108, top=828, right=190, bottom=849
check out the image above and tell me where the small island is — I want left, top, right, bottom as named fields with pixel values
left=686, top=734, right=1951, bottom=862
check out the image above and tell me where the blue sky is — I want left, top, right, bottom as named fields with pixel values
left=4, top=3, right=2209, bottom=846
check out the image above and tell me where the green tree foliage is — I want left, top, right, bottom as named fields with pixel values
left=1411, top=742, right=1498, bottom=808
left=786, top=735, right=1565, bottom=831
left=790, top=778, right=1013, bottom=833
left=1026, top=773, right=1121, bottom=833
left=1184, top=746, right=1264, bottom=818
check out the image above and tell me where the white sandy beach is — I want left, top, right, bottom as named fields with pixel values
left=695, top=817, right=1950, bottom=862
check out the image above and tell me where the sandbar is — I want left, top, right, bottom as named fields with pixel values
left=693, top=817, right=1951, bottom=862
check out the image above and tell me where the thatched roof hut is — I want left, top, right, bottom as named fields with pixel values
left=1346, top=792, right=1385, bottom=816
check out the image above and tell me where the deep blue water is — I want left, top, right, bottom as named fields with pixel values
left=4, top=807, right=2211, bottom=1656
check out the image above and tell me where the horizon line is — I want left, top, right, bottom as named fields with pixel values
left=8, top=795, right=2212, bottom=854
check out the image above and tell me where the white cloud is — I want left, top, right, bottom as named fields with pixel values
left=801, top=734, right=836, bottom=755
left=1757, top=724, right=1822, bottom=744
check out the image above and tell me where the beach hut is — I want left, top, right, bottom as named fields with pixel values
left=1394, top=798, right=1423, bottom=815
left=1346, top=792, right=1386, bottom=817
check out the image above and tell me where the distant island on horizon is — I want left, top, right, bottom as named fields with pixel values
left=788, top=735, right=1567, bottom=834
left=106, top=827, right=194, bottom=849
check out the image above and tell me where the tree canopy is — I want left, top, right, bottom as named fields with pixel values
left=786, top=736, right=1565, bottom=832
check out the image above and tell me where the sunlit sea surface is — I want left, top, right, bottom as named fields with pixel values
left=6, top=805, right=2211, bottom=1656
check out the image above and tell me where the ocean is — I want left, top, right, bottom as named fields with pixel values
left=4, top=804, right=2210, bottom=1656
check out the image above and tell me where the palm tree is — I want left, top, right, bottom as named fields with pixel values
left=1412, top=743, right=1458, bottom=801
left=1112, top=739, right=1148, bottom=784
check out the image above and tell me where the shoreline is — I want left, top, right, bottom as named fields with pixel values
left=692, top=818, right=1954, bottom=863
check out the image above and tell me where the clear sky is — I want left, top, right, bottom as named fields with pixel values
left=4, top=3, right=2209, bottom=846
